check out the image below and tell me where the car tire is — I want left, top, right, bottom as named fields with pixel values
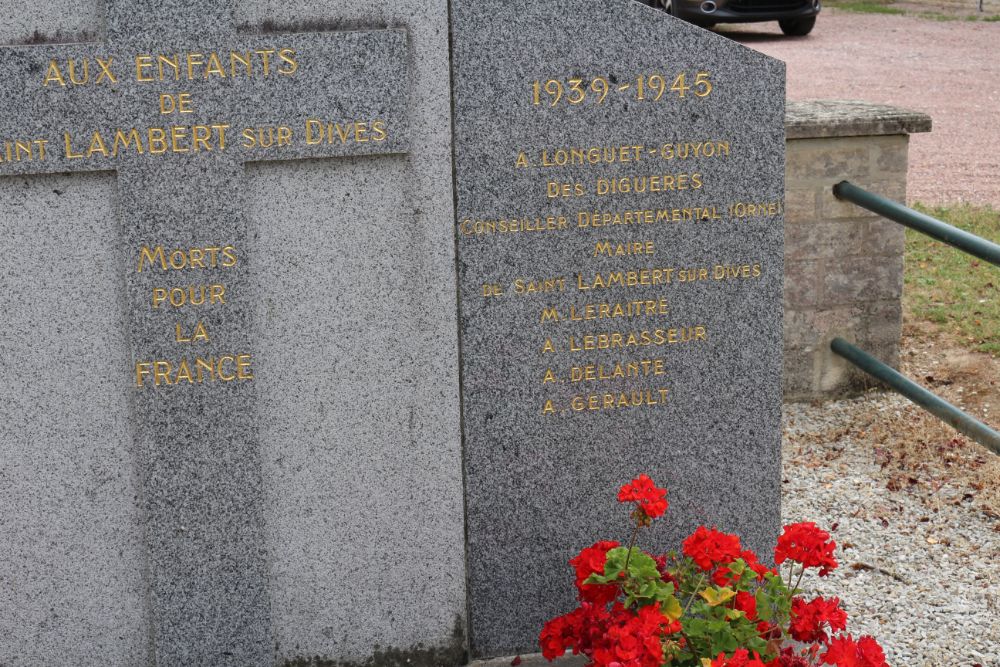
left=659, top=0, right=680, bottom=16
left=779, top=16, right=816, bottom=36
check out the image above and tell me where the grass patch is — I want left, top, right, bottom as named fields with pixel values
left=904, top=203, right=1000, bottom=356
left=825, top=0, right=906, bottom=13
left=825, top=0, right=1000, bottom=19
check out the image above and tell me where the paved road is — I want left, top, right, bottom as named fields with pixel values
left=719, top=9, right=1000, bottom=207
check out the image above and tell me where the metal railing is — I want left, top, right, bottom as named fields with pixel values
left=833, top=181, right=1000, bottom=267
left=830, top=181, right=1000, bottom=455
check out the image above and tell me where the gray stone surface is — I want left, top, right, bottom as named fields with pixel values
left=240, top=2, right=467, bottom=663
left=0, top=2, right=466, bottom=666
left=0, top=173, right=148, bottom=666
left=786, top=100, right=932, bottom=139
left=452, top=0, right=785, bottom=657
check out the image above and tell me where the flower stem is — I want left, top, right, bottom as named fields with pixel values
left=682, top=572, right=706, bottom=615
left=793, top=564, right=806, bottom=593
left=622, top=519, right=643, bottom=574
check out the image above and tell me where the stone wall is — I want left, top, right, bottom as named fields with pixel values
left=783, top=100, right=932, bottom=401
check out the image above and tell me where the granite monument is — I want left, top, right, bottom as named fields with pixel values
left=0, top=0, right=784, bottom=664
left=452, top=0, right=785, bottom=657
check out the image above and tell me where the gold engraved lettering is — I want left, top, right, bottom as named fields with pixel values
left=63, top=133, right=84, bottom=159
left=137, top=245, right=238, bottom=272
left=542, top=400, right=556, bottom=415
left=67, top=59, right=89, bottom=85
left=660, top=141, right=730, bottom=160
left=87, top=131, right=109, bottom=158
left=62, top=124, right=230, bottom=159
left=595, top=173, right=703, bottom=196
left=540, top=145, right=643, bottom=168
left=185, top=52, right=204, bottom=79
left=230, top=52, right=253, bottom=76
left=713, top=263, right=763, bottom=281
left=135, top=355, right=254, bottom=388
left=566, top=299, right=669, bottom=322
left=577, top=207, right=721, bottom=228
left=304, top=119, right=389, bottom=145
left=576, top=269, right=674, bottom=291
left=135, top=55, right=154, bottom=82
left=570, top=388, right=670, bottom=412
left=152, top=284, right=227, bottom=309
left=729, top=201, right=783, bottom=219
left=43, top=60, right=66, bottom=86
left=205, top=52, right=227, bottom=78
left=95, top=58, right=117, bottom=84
left=241, top=125, right=294, bottom=149
left=277, top=48, right=298, bottom=75
left=159, top=93, right=194, bottom=115
left=567, top=327, right=707, bottom=352
left=111, top=129, right=144, bottom=155
left=570, top=358, right=666, bottom=383
left=513, top=277, right=565, bottom=295
left=593, top=240, right=655, bottom=257
left=217, top=355, right=237, bottom=381
left=0, top=139, right=48, bottom=163
left=254, top=49, right=275, bottom=75
left=157, top=54, right=180, bottom=81
left=174, top=322, right=210, bottom=343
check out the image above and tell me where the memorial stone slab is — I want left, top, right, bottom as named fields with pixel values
left=451, top=0, right=786, bottom=657
left=0, top=2, right=408, bottom=665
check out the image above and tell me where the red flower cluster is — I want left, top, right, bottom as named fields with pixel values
left=713, top=549, right=776, bottom=586
left=617, top=474, right=668, bottom=519
left=540, top=602, right=680, bottom=667
left=821, top=635, right=889, bottom=667
left=776, top=648, right=811, bottom=667
left=570, top=541, right=620, bottom=604
left=774, top=522, right=838, bottom=576
left=682, top=526, right=742, bottom=571
left=789, top=596, right=848, bottom=643
left=732, top=591, right=758, bottom=621
left=710, top=648, right=775, bottom=667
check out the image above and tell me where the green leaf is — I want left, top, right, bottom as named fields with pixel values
left=700, top=586, right=737, bottom=607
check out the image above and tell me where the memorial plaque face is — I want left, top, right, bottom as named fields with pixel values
left=451, top=0, right=785, bottom=656
left=0, top=3, right=409, bottom=665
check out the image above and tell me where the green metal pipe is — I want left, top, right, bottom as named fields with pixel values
left=831, top=337, right=1000, bottom=455
left=833, top=180, right=1000, bottom=267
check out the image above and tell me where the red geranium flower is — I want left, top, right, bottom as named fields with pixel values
left=710, top=648, right=777, bottom=667
left=539, top=602, right=612, bottom=661
left=733, top=591, right=758, bottom=621
left=682, top=526, right=742, bottom=571
left=741, top=549, right=778, bottom=580
left=789, top=596, right=848, bottom=643
left=617, top=474, right=668, bottom=519
left=821, top=635, right=889, bottom=667
left=653, top=554, right=680, bottom=592
left=775, top=522, right=838, bottom=576
left=713, top=549, right=775, bottom=587
left=570, top=541, right=620, bottom=604
left=777, top=648, right=811, bottom=667
left=589, top=603, right=678, bottom=667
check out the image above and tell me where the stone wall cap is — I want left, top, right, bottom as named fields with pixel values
left=786, top=100, right=932, bottom=139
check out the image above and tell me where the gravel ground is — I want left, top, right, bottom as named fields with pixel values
left=722, top=10, right=1000, bottom=207
left=783, top=394, right=1000, bottom=667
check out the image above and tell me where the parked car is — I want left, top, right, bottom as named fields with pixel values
left=638, top=0, right=820, bottom=36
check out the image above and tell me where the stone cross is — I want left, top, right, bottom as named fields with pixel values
left=0, top=2, right=408, bottom=665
